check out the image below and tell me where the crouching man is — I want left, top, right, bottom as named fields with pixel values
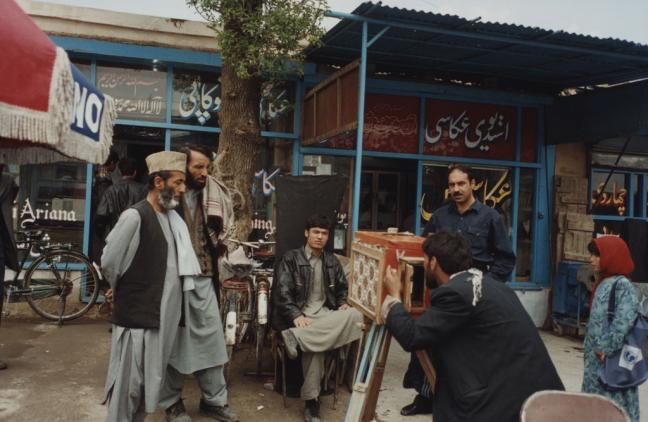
left=382, top=230, right=564, bottom=422
left=271, top=214, right=363, bottom=422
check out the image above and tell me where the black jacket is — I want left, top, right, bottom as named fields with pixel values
left=386, top=272, right=564, bottom=422
left=95, top=178, right=147, bottom=240
left=0, top=174, right=19, bottom=271
left=271, top=247, right=348, bottom=331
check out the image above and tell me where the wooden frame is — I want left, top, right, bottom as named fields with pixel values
left=399, top=256, right=424, bottom=313
left=348, top=241, right=386, bottom=323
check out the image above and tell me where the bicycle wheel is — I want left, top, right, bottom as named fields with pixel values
left=24, top=249, right=100, bottom=321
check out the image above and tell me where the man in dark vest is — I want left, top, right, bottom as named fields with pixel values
left=382, top=230, right=564, bottom=422
left=101, top=151, right=199, bottom=422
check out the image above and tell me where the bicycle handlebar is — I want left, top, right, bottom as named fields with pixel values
left=225, top=238, right=276, bottom=250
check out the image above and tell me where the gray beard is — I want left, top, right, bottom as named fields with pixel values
left=157, top=187, right=178, bottom=210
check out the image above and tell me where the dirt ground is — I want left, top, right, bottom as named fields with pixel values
left=2, top=318, right=647, bottom=421
left=0, top=318, right=428, bottom=422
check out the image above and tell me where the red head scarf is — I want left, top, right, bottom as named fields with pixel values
left=590, top=235, right=635, bottom=302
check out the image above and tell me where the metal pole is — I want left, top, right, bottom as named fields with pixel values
left=351, top=21, right=368, bottom=238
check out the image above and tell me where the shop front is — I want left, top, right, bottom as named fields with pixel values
left=9, top=2, right=299, bottom=266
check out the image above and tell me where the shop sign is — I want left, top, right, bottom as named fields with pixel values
left=13, top=198, right=77, bottom=228
left=177, top=81, right=221, bottom=125
left=97, top=67, right=166, bottom=121
left=252, top=168, right=280, bottom=197
left=424, top=99, right=516, bottom=159
left=591, top=182, right=627, bottom=216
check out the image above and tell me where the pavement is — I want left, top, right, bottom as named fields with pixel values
left=1, top=318, right=648, bottom=421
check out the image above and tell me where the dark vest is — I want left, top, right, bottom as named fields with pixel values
left=111, top=200, right=168, bottom=328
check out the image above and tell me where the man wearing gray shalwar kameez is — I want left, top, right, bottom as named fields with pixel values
left=272, top=215, right=363, bottom=422
left=101, top=151, right=197, bottom=422
left=160, top=144, right=238, bottom=422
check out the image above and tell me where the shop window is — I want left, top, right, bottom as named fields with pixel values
left=71, top=59, right=91, bottom=80
left=13, top=163, right=87, bottom=257
left=302, top=155, right=352, bottom=253
left=96, top=63, right=167, bottom=122
left=516, top=169, right=535, bottom=281
left=171, top=131, right=219, bottom=155
left=172, top=69, right=220, bottom=128
left=260, top=81, right=295, bottom=133
left=590, top=171, right=628, bottom=217
left=420, top=163, right=513, bottom=232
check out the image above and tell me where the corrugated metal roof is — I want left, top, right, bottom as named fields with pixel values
left=307, top=2, right=648, bottom=94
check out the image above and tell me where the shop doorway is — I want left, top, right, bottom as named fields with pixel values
left=358, top=158, right=417, bottom=232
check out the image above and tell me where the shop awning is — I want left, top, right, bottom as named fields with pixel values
left=308, top=2, right=648, bottom=94
left=546, top=79, right=648, bottom=147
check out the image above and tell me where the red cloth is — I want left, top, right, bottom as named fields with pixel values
left=590, top=236, right=635, bottom=303
left=0, top=0, right=56, bottom=112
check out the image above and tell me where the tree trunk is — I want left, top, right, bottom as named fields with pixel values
left=215, top=61, right=262, bottom=240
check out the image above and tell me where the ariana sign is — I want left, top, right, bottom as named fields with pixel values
left=13, top=198, right=77, bottom=228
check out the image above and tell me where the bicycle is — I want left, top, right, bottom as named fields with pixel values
left=2, top=228, right=101, bottom=324
left=220, top=238, right=275, bottom=380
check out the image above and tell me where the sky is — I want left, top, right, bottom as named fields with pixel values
left=40, top=0, right=648, bottom=45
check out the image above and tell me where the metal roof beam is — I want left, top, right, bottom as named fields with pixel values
left=325, top=10, right=648, bottom=64
left=367, top=25, right=391, bottom=48
left=316, top=44, right=584, bottom=77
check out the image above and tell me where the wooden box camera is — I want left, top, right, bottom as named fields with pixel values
left=348, top=231, right=425, bottom=323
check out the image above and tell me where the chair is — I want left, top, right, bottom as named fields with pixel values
left=520, top=390, right=631, bottom=422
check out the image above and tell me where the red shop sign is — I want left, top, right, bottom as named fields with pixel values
left=424, top=99, right=516, bottom=160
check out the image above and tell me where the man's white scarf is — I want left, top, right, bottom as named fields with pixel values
left=168, top=210, right=202, bottom=291
left=450, top=268, right=484, bottom=306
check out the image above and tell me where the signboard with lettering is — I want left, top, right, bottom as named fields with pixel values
left=97, top=66, right=166, bottom=121
left=424, top=99, right=516, bottom=160
left=321, top=94, right=419, bottom=153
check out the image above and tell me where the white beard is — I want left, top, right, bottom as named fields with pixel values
left=157, top=188, right=178, bottom=210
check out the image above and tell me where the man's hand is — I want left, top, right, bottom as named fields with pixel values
left=293, top=315, right=311, bottom=328
left=595, top=350, right=606, bottom=363
left=383, top=266, right=401, bottom=299
left=104, top=288, right=113, bottom=303
left=339, top=303, right=351, bottom=311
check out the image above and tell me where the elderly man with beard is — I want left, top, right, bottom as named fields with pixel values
left=382, top=230, right=564, bottom=422
left=101, top=151, right=201, bottom=422
left=159, top=144, right=238, bottom=422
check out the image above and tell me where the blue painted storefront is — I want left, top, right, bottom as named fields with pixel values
left=49, top=14, right=558, bottom=290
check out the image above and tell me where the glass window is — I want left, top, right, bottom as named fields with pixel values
left=96, top=63, right=167, bottom=122
left=172, top=69, right=220, bottom=128
left=516, top=169, right=535, bottom=281
left=260, top=81, right=295, bottom=133
left=590, top=171, right=628, bottom=216
left=71, top=59, right=91, bottom=80
left=171, top=131, right=219, bottom=156
left=14, top=163, right=87, bottom=254
left=420, top=163, right=513, bottom=233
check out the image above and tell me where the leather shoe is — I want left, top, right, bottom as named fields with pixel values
left=400, top=394, right=433, bottom=416
left=199, top=400, right=239, bottom=422
left=304, top=399, right=321, bottom=422
left=0, top=360, right=7, bottom=370
left=281, top=329, right=299, bottom=360
left=165, top=399, right=192, bottom=422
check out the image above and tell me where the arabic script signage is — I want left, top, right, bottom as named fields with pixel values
left=97, top=66, right=166, bottom=122
left=424, top=99, right=516, bottom=160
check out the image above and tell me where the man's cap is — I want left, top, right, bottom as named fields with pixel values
left=145, top=151, right=186, bottom=174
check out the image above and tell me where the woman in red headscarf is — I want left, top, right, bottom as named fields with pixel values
left=581, top=236, right=640, bottom=422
